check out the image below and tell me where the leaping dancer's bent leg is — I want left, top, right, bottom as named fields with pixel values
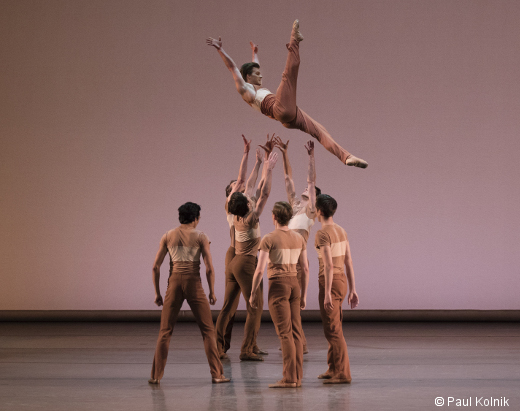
left=262, top=20, right=367, bottom=168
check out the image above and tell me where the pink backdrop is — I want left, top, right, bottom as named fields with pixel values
left=1, top=0, right=519, bottom=310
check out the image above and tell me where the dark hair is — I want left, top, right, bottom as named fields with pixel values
left=178, top=202, right=201, bottom=224
left=240, top=62, right=260, bottom=82
left=225, top=180, right=236, bottom=197
left=315, top=186, right=322, bottom=197
left=316, top=194, right=337, bottom=218
left=228, top=192, right=249, bottom=217
left=272, top=201, right=293, bottom=226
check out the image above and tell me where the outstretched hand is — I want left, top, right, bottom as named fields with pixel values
left=274, top=136, right=289, bottom=154
left=304, top=140, right=314, bottom=156
left=242, top=134, right=251, bottom=153
left=206, top=36, right=222, bottom=50
left=249, top=41, right=259, bottom=53
left=267, top=151, right=279, bottom=170
left=258, top=133, right=276, bottom=155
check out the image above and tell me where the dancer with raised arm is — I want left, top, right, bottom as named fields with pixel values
left=149, top=202, right=230, bottom=384
left=250, top=201, right=309, bottom=388
left=206, top=20, right=368, bottom=168
left=275, top=137, right=319, bottom=354
left=217, top=149, right=279, bottom=361
left=314, top=194, right=359, bottom=384
left=217, top=135, right=267, bottom=358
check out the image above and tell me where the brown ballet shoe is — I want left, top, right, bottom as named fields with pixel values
left=291, top=19, right=304, bottom=42
left=212, top=375, right=231, bottom=384
left=345, top=155, right=368, bottom=169
left=323, top=377, right=352, bottom=384
left=269, top=380, right=297, bottom=388
left=253, top=347, right=269, bottom=355
left=317, top=372, right=333, bottom=379
left=219, top=352, right=229, bottom=360
left=148, top=378, right=160, bottom=384
left=239, top=352, right=264, bottom=361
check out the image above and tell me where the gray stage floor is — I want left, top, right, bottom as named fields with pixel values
left=0, top=322, right=519, bottom=411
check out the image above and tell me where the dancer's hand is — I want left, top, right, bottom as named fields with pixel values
left=154, top=294, right=163, bottom=307
left=259, top=133, right=276, bottom=155
left=249, top=291, right=258, bottom=309
left=242, top=134, right=251, bottom=153
left=209, top=292, right=217, bottom=305
left=300, top=296, right=306, bottom=310
left=304, top=140, right=314, bottom=156
left=206, top=36, right=222, bottom=50
left=249, top=41, right=259, bottom=53
left=324, top=293, right=334, bottom=311
left=267, top=152, right=278, bottom=170
left=255, top=147, right=263, bottom=163
left=348, top=291, right=359, bottom=309
left=274, top=136, right=290, bottom=154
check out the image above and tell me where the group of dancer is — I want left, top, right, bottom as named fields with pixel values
left=148, top=20, right=361, bottom=388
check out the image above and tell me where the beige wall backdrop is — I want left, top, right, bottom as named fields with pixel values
left=1, top=0, right=519, bottom=310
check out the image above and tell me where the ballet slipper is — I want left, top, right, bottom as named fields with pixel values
left=291, top=20, right=304, bottom=42
left=269, top=380, right=297, bottom=388
left=212, top=376, right=231, bottom=384
left=345, top=155, right=368, bottom=168
left=219, top=352, right=229, bottom=359
left=323, top=377, right=352, bottom=384
left=148, top=378, right=160, bottom=384
left=253, top=347, right=269, bottom=355
left=239, top=352, right=264, bottom=361
left=317, top=372, right=333, bottom=379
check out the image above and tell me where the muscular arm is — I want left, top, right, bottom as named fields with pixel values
left=152, top=235, right=169, bottom=306
left=250, top=41, right=259, bottom=64
left=254, top=152, right=278, bottom=218
left=298, top=249, right=310, bottom=309
left=249, top=250, right=269, bottom=308
left=245, top=148, right=262, bottom=198
left=344, top=239, right=359, bottom=309
left=201, top=240, right=217, bottom=305
left=282, top=150, right=296, bottom=205
left=321, top=245, right=335, bottom=311
left=305, top=141, right=317, bottom=216
left=207, top=37, right=255, bottom=103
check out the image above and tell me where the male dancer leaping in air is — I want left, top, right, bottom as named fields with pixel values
left=314, top=194, right=359, bottom=384
left=149, top=202, right=230, bottom=384
left=217, top=135, right=267, bottom=358
left=217, top=148, right=279, bottom=361
left=274, top=137, right=319, bottom=354
left=207, top=20, right=368, bottom=168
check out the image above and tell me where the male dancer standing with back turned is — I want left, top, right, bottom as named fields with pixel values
left=149, top=202, right=230, bottom=384
left=274, top=137, right=319, bottom=354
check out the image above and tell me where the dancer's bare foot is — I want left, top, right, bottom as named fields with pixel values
left=345, top=155, right=368, bottom=169
left=212, top=375, right=231, bottom=384
left=269, top=380, right=297, bottom=388
left=317, top=372, right=333, bottom=379
left=323, top=377, right=352, bottom=384
left=148, top=378, right=160, bottom=384
left=291, top=20, right=304, bottom=42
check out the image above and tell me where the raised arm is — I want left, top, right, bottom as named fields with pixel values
left=254, top=151, right=278, bottom=217
left=227, top=136, right=251, bottom=201
left=206, top=37, right=255, bottom=103
left=249, top=250, right=269, bottom=309
left=245, top=148, right=262, bottom=198
left=201, top=239, right=217, bottom=305
left=305, top=141, right=317, bottom=215
left=344, top=239, right=359, bottom=309
left=274, top=137, right=296, bottom=205
left=152, top=235, right=169, bottom=307
left=298, top=249, right=310, bottom=310
left=256, top=133, right=276, bottom=198
left=250, top=41, right=259, bottom=64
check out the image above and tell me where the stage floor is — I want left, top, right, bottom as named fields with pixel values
left=0, top=322, right=519, bottom=411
